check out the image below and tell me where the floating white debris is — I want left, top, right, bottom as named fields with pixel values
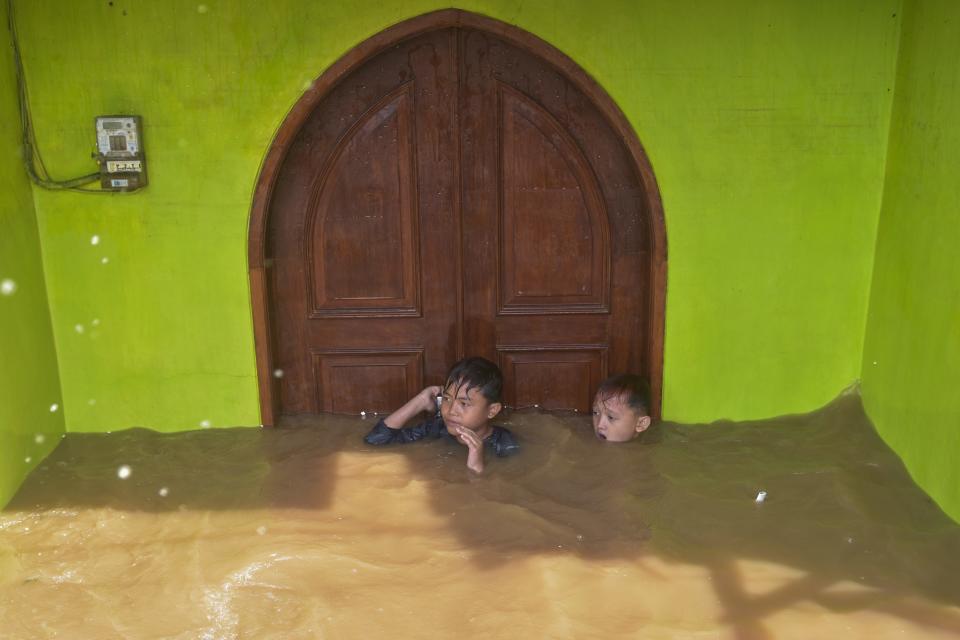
left=199, top=419, right=211, bottom=428
left=755, top=490, right=767, bottom=503
left=34, top=434, right=45, bottom=444
left=74, top=324, right=85, bottom=334
left=273, top=368, right=284, bottom=378
left=91, top=318, right=101, bottom=327
left=0, top=278, right=16, bottom=296
left=158, top=487, right=169, bottom=497
left=256, top=525, right=267, bottom=536
left=49, top=403, right=59, bottom=413
left=101, top=257, right=109, bottom=264
left=25, top=456, right=32, bottom=463
left=90, top=235, right=100, bottom=246
left=117, top=465, right=132, bottom=479
left=360, top=411, right=366, bottom=417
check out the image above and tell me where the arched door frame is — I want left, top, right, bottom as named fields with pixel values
left=248, top=9, right=667, bottom=426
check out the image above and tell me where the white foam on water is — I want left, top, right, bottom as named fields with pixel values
left=200, top=554, right=295, bottom=640
left=49, top=569, right=81, bottom=585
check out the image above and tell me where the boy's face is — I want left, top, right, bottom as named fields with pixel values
left=440, top=381, right=502, bottom=433
left=592, top=392, right=651, bottom=442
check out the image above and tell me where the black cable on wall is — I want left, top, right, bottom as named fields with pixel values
left=6, top=0, right=118, bottom=194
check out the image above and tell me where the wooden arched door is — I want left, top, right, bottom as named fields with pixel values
left=249, top=11, right=666, bottom=424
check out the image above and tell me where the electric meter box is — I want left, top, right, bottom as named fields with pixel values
left=95, top=115, right=147, bottom=191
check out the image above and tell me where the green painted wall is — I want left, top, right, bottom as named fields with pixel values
left=861, top=0, right=960, bottom=522
left=11, top=0, right=900, bottom=432
left=0, top=1, right=65, bottom=507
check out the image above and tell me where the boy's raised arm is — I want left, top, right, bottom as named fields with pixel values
left=363, top=386, right=444, bottom=446
left=383, top=386, right=442, bottom=429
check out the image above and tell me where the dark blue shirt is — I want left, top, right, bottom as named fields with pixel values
left=363, top=414, right=520, bottom=458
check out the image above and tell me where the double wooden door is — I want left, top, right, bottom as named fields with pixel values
left=267, top=26, right=655, bottom=415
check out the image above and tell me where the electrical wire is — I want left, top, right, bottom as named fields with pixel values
left=6, top=0, right=138, bottom=193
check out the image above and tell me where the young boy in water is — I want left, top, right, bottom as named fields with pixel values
left=591, top=374, right=653, bottom=443
left=363, top=357, right=519, bottom=473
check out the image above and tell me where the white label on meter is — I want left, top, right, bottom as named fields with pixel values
left=106, top=160, right=142, bottom=173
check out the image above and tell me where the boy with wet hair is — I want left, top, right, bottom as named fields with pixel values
left=592, top=374, right=653, bottom=443
left=363, top=356, right=519, bottom=472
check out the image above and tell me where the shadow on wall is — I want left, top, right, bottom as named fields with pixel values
left=6, top=393, right=960, bottom=638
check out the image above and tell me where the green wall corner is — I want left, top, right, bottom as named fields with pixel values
left=861, top=0, right=960, bottom=523
left=0, top=0, right=65, bottom=508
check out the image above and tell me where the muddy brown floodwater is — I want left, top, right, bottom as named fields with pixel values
left=2, top=391, right=960, bottom=639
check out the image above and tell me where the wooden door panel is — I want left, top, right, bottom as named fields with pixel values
left=500, top=85, right=609, bottom=313
left=312, top=350, right=423, bottom=414
left=499, top=348, right=606, bottom=411
left=460, top=29, right=650, bottom=410
left=269, top=29, right=458, bottom=415
left=308, top=85, right=419, bottom=317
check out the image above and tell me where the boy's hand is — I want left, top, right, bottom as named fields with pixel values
left=454, top=426, right=485, bottom=473
left=417, top=385, right=443, bottom=412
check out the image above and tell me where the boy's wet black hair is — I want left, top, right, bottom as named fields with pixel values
left=595, top=374, right=651, bottom=415
left=444, top=356, right=503, bottom=404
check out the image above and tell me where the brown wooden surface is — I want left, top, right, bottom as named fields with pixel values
left=249, top=11, right=667, bottom=422
left=459, top=29, right=646, bottom=411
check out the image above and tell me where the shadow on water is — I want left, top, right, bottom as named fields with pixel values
left=6, top=391, right=960, bottom=637
left=5, top=419, right=345, bottom=512
left=406, top=392, right=960, bottom=638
